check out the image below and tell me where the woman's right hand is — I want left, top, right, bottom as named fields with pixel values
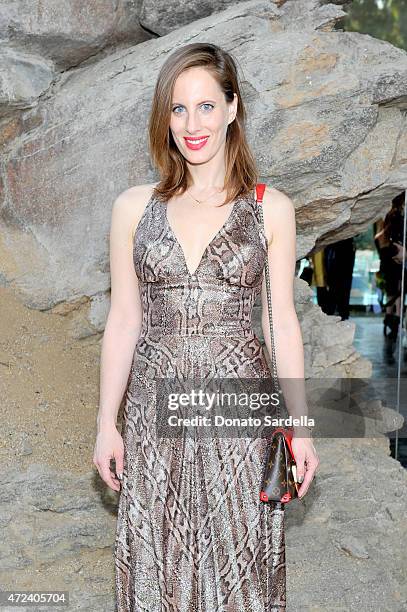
left=93, top=425, right=124, bottom=492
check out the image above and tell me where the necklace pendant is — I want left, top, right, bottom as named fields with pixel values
left=187, top=187, right=224, bottom=207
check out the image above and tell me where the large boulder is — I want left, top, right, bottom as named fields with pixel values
left=0, top=0, right=150, bottom=70
left=0, top=0, right=151, bottom=117
left=140, top=0, right=248, bottom=36
left=0, top=47, right=55, bottom=117
left=0, top=0, right=405, bottom=322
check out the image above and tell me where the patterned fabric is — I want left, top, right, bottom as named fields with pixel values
left=114, top=189, right=286, bottom=611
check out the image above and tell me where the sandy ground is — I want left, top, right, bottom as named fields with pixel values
left=0, top=286, right=104, bottom=476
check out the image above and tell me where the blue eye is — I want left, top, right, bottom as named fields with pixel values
left=172, top=103, right=214, bottom=114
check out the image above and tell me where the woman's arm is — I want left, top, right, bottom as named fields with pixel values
left=260, top=185, right=319, bottom=497
left=93, top=184, right=153, bottom=490
left=96, top=187, right=145, bottom=431
left=260, top=186, right=306, bottom=422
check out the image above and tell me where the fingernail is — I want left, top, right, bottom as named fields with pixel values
left=117, top=473, right=123, bottom=481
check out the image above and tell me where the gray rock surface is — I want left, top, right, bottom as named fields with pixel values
left=0, top=463, right=117, bottom=611
left=0, top=0, right=406, bottom=319
left=0, top=47, right=55, bottom=116
left=285, top=437, right=407, bottom=610
left=0, top=0, right=150, bottom=70
left=140, top=0, right=243, bottom=36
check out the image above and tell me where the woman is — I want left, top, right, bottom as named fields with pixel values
left=375, top=192, right=405, bottom=340
left=93, top=43, right=318, bottom=611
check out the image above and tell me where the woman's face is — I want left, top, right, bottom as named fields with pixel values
left=169, top=66, right=237, bottom=164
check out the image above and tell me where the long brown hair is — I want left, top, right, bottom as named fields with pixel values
left=148, top=43, right=258, bottom=205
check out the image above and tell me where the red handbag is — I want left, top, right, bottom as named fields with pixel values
left=255, top=183, right=299, bottom=504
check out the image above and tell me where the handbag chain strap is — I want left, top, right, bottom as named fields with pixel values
left=255, top=183, right=282, bottom=420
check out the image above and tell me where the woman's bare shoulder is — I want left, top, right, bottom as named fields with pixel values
left=111, top=182, right=159, bottom=240
left=261, top=185, right=296, bottom=244
left=113, top=182, right=158, bottom=214
left=263, top=185, right=295, bottom=212
left=262, top=185, right=295, bottom=222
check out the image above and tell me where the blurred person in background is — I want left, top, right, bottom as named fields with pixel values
left=374, top=192, right=405, bottom=340
left=323, top=237, right=356, bottom=321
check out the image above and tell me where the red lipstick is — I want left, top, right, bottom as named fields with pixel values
left=184, top=136, right=209, bottom=150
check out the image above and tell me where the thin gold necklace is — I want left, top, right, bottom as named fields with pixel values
left=186, top=187, right=225, bottom=207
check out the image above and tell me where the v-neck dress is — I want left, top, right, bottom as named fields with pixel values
left=114, top=189, right=286, bottom=611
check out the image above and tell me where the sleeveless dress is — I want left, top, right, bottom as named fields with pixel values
left=114, top=189, right=286, bottom=611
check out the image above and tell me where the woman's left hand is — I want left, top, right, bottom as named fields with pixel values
left=291, top=431, right=319, bottom=498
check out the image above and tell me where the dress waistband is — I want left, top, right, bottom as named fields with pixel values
left=140, top=324, right=256, bottom=340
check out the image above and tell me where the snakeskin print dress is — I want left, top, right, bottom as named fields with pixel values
left=114, top=189, right=286, bottom=611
